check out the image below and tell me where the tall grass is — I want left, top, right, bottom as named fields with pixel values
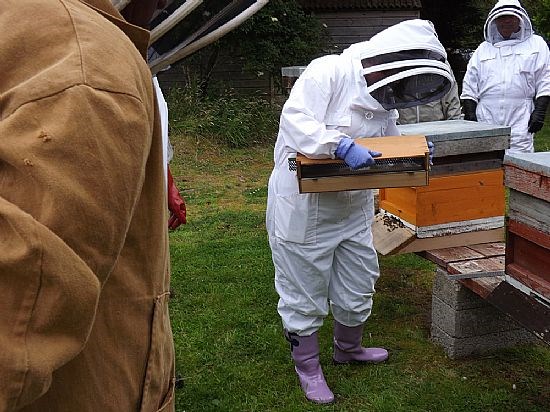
left=166, top=86, right=280, bottom=148
left=534, top=107, right=550, bottom=151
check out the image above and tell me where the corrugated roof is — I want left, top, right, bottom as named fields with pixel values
left=298, top=0, right=422, bottom=10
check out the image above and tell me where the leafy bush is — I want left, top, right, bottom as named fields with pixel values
left=531, top=0, right=550, bottom=39
left=167, top=86, right=281, bottom=148
left=224, top=0, right=331, bottom=88
left=165, top=0, right=330, bottom=96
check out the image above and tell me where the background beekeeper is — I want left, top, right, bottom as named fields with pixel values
left=0, top=1, right=176, bottom=411
left=397, top=61, right=462, bottom=124
left=152, top=75, right=187, bottom=230
left=266, top=19, right=452, bottom=404
left=461, top=0, right=550, bottom=153
left=149, top=45, right=187, bottom=230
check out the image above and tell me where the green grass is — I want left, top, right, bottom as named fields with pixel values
left=535, top=109, right=550, bottom=151
left=167, top=117, right=550, bottom=411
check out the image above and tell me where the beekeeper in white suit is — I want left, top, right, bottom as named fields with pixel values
left=461, top=0, right=550, bottom=153
left=266, top=19, right=453, bottom=404
left=149, top=44, right=187, bottom=230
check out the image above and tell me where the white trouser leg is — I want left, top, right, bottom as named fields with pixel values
left=271, top=235, right=334, bottom=336
left=330, top=227, right=379, bottom=327
left=271, top=217, right=379, bottom=335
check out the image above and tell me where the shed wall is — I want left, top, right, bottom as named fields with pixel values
left=157, top=9, right=420, bottom=96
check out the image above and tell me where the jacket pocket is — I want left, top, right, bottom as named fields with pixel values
left=139, top=292, right=176, bottom=412
left=274, top=193, right=318, bottom=244
left=516, top=52, right=538, bottom=95
left=155, top=380, right=175, bottom=412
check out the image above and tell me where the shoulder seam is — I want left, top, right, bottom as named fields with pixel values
left=59, top=0, right=86, bottom=85
left=4, top=84, right=145, bottom=119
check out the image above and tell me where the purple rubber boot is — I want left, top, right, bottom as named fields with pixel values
left=285, top=330, right=334, bottom=404
left=333, top=321, right=388, bottom=364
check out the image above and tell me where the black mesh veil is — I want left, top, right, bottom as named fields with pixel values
left=361, top=49, right=453, bottom=110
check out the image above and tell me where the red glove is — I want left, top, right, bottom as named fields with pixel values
left=167, top=166, right=187, bottom=229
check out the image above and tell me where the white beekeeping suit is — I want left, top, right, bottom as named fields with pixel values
left=461, top=0, right=550, bottom=153
left=153, top=76, right=171, bottom=183
left=150, top=48, right=186, bottom=230
left=266, top=19, right=452, bottom=405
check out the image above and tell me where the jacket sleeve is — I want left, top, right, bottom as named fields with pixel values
left=460, top=50, right=481, bottom=103
left=0, top=199, right=100, bottom=410
left=385, top=113, right=401, bottom=136
left=443, top=78, right=462, bottom=120
left=534, top=37, right=550, bottom=98
left=278, top=57, right=348, bottom=159
left=0, top=85, right=153, bottom=410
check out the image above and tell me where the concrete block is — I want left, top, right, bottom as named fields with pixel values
left=432, top=268, right=486, bottom=310
left=430, top=268, right=538, bottom=358
left=431, top=323, right=537, bottom=359
left=432, top=295, right=519, bottom=338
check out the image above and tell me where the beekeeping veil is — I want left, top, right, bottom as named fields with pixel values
left=355, top=19, right=453, bottom=111
left=483, top=0, right=532, bottom=45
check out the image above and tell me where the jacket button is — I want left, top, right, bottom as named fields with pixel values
left=365, top=111, right=374, bottom=120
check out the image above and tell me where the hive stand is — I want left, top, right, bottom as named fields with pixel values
left=420, top=243, right=546, bottom=359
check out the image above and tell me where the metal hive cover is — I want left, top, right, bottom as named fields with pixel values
left=504, top=152, right=550, bottom=177
left=398, top=120, right=510, bottom=142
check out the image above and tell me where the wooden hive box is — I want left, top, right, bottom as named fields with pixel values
left=281, top=66, right=306, bottom=93
left=374, top=120, right=509, bottom=255
left=292, top=135, right=429, bottom=194
left=504, top=152, right=550, bottom=303
left=379, top=169, right=505, bottom=228
left=396, top=119, right=510, bottom=176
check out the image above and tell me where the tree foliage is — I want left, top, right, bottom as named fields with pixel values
left=222, top=0, right=330, bottom=80
left=521, top=0, right=550, bottom=39
left=532, top=0, right=550, bottom=39
left=156, top=0, right=329, bottom=96
left=421, top=0, right=550, bottom=49
left=420, top=0, right=485, bottom=49
left=465, top=0, right=550, bottom=43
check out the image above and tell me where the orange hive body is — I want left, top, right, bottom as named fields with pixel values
left=379, top=169, right=505, bottom=227
left=372, top=120, right=510, bottom=255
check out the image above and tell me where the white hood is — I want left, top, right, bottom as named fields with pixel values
left=355, top=19, right=447, bottom=60
left=484, top=0, right=533, bottom=44
left=342, top=19, right=453, bottom=100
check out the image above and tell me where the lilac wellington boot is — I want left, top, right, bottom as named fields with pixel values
left=285, top=330, right=334, bottom=404
left=333, top=321, right=389, bottom=364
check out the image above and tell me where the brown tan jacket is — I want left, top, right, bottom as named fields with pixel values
left=0, top=1, right=175, bottom=410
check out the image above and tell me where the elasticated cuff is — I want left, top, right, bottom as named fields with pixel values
left=335, top=137, right=354, bottom=159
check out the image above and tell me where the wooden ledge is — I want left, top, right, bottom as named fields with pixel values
left=420, top=242, right=549, bottom=344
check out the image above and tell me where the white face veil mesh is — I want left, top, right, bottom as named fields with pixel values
left=360, top=49, right=453, bottom=110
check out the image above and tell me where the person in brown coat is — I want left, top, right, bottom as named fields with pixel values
left=0, top=0, right=176, bottom=410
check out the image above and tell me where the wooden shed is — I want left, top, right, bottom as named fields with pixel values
left=299, top=0, right=421, bottom=52
left=157, top=0, right=422, bottom=95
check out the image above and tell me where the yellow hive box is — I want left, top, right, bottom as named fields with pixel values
left=379, top=169, right=505, bottom=227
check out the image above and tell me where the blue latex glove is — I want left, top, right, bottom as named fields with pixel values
left=427, top=141, right=434, bottom=165
left=336, top=137, right=382, bottom=170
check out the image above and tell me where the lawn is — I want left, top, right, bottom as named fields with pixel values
left=167, top=118, right=550, bottom=411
